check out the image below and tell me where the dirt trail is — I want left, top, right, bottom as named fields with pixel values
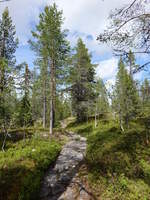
left=39, top=119, right=95, bottom=200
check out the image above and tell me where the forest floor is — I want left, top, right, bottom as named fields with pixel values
left=1, top=118, right=150, bottom=200
left=0, top=128, right=63, bottom=200
left=68, top=118, right=150, bottom=200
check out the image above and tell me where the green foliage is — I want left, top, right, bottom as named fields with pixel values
left=31, top=67, right=44, bottom=123
left=138, top=79, right=150, bottom=132
left=93, top=78, right=109, bottom=116
left=113, top=57, right=139, bottom=129
left=68, top=121, right=93, bottom=137
left=55, top=96, right=71, bottom=125
left=125, top=50, right=139, bottom=75
left=0, top=7, right=18, bottom=64
left=30, top=3, right=70, bottom=130
left=69, top=38, right=95, bottom=122
left=0, top=8, right=18, bottom=127
left=15, top=63, right=33, bottom=127
left=0, top=137, right=61, bottom=200
left=18, top=95, right=32, bottom=127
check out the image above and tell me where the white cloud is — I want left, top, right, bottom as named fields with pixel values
left=0, top=0, right=132, bottom=80
left=67, top=31, right=112, bottom=59
left=0, top=0, right=132, bottom=45
left=96, top=57, right=118, bottom=80
left=0, top=0, right=47, bottom=44
left=95, top=57, right=119, bottom=91
left=53, top=0, right=132, bottom=35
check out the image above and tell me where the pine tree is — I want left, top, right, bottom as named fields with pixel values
left=18, top=63, right=32, bottom=127
left=30, top=3, right=70, bottom=134
left=94, top=78, right=109, bottom=127
left=29, top=35, right=49, bottom=128
left=31, top=67, right=41, bottom=124
left=0, top=7, right=18, bottom=126
left=95, top=78, right=109, bottom=114
left=141, top=79, right=150, bottom=107
left=0, top=7, right=18, bottom=65
left=70, top=38, right=95, bottom=122
left=125, top=50, right=139, bottom=76
left=139, top=79, right=150, bottom=137
left=114, top=57, right=139, bottom=130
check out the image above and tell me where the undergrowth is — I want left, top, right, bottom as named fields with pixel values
left=68, top=119, right=150, bottom=200
left=0, top=137, right=61, bottom=200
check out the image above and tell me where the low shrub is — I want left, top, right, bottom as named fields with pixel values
left=71, top=119, right=150, bottom=200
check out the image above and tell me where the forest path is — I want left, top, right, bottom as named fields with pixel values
left=39, top=119, right=94, bottom=200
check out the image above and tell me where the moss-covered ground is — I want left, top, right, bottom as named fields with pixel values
left=0, top=131, right=61, bottom=200
left=68, top=119, right=150, bottom=200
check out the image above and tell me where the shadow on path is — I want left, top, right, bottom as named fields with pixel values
left=39, top=133, right=87, bottom=200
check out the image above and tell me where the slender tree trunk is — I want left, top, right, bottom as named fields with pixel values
left=50, top=98, right=53, bottom=135
left=43, top=96, right=46, bottom=128
left=119, top=114, right=124, bottom=132
left=70, top=101, right=73, bottom=117
left=87, top=105, right=89, bottom=124
left=2, top=122, right=11, bottom=152
left=0, top=38, right=5, bottom=97
left=0, top=64, right=5, bottom=118
left=23, top=125, right=26, bottom=142
left=95, top=101, right=97, bottom=128
left=49, top=78, right=54, bottom=135
left=120, top=119, right=124, bottom=132
left=2, top=127, right=8, bottom=152
left=49, top=59, right=55, bottom=135
left=53, top=61, right=56, bottom=127
left=0, top=61, right=4, bottom=101
left=129, top=62, right=132, bottom=77
left=43, top=79, right=46, bottom=129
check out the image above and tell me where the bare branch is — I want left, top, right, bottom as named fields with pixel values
left=111, top=14, right=150, bottom=37
left=133, top=61, right=150, bottom=73
left=98, top=0, right=150, bottom=74
left=121, top=0, right=138, bottom=15
left=114, top=49, right=150, bottom=56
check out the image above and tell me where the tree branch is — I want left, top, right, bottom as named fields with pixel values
left=121, top=0, right=138, bottom=16
left=114, top=14, right=150, bottom=34
left=113, top=49, right=150, bottom=56
left=133, top=61, right=150, bottom=73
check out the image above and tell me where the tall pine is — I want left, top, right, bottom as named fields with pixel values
left=114, top=57, right=139, bottom=130
left=70, top=38, right=95, bottom=122
left=139, top=79, right=150, bottom=135
left=31, top=3, right=69, bottom=134
left=0, top=7, right=18, bottom=126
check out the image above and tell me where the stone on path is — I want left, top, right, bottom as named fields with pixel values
left=40, top=133, right=93, bottom=200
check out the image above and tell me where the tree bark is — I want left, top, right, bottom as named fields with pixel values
left=43, top=79, right=46, bottom=129
left=50, top=98, right=53, bottom=135
left=49, top=59, right=55, bottom=135
left=95, top=101, right=97, bottom=128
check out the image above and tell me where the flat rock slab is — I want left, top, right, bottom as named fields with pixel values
left=58, top=170, right=95, bottom=200
left=39, top=133, right=87, bottom=200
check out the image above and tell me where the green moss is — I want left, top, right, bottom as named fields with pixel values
left=0, top=138, right=61, bottom=200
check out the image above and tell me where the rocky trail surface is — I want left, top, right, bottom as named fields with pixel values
left=39, top=120, right=95, bottom=200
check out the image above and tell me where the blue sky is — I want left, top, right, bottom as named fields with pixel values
left=0, top=0, right=148, bottom=88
